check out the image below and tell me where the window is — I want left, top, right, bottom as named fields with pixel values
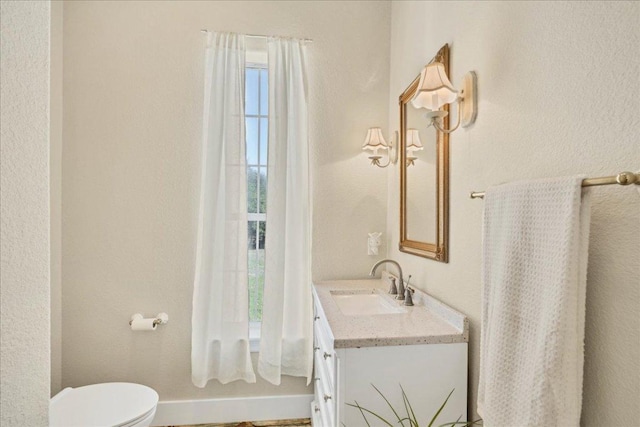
left=246, top=64, right=268, bottom=335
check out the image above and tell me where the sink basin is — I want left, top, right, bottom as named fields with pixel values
left=331, top=290, right=407, bottom=316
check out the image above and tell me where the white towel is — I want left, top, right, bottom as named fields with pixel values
left=477, top=176, right=591, bottom=427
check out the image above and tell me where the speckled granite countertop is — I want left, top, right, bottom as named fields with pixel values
left=313, top=276, right=469, bottom=349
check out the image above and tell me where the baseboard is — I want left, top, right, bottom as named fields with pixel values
left=150, top=394, right=314, bottom=426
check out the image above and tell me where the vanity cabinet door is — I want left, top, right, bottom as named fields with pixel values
left=313, top=336, right=336, bottom=425
left=313, top=298, right=338, bottom=426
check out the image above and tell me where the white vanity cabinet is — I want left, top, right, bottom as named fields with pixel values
left=311, top=278, right=469, bottom=427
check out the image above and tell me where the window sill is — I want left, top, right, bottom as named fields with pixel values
left=249, top=322, right=261, bottom=353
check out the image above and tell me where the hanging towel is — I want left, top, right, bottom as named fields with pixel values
left=477, top=176, right=591, bottom=427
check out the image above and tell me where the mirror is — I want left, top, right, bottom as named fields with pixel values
left=399, top=44, right=449, bottom=262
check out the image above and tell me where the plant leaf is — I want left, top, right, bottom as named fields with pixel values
left=346, top=401, right=396, bottom=427
left=371, top=384, right=405, bottom=426
left=438, top=417, right=484, bottom=426
left=399, top=416, right=419, bottom=427
left=437, top=414, right=461, bottom=427
left=349, top=401, right=371, bottom=427
left=428, top=388, right=455, bottom=427
left=437, top=423, right=480, bottom=427
left=400, top=384, right=418, bottom=427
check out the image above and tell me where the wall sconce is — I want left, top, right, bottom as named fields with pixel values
left=405, top=128, right=423, bottom=166
left=411, top=62, right=477, bottom=133
left=362, top=127, right=398, bottom=168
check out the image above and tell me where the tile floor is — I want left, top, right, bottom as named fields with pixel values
left=166, top=419, right=311, bottom=427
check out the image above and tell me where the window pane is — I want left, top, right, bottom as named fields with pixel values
left=259, top=167, right=267, bottom=214
left=249, top=270, right=263, bottom=322
left=247, top=167, right=259, bottom=214
left=246, top=117, right=259, bottom=165
left=259, top=118, right=268, bottom=166
left=258, top=221, right=266, bottom=250
left=260, top=69, right=268, bottom=115
left=247, top=220, right=257, bottom=250
left=245, top=68, right=259, bottom=116
left=249, top=222, right=265, bottom=322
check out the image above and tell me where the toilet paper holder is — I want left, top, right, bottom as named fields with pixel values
left=129, top=312, right=169, bottom=327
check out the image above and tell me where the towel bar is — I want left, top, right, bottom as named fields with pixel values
left=470, top=171, right=639, bottom=199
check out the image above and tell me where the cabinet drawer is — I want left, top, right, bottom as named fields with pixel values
left=313, top=296, right=334, bottom=349
left=314, top=322, right=336, bottom=390
left=314, top=366, right=336, bottom=427
left=313, top=296, right=336, bottom=386
left=313, top=339, right=334, bottom=390
left=310, top=401, right=323, bottom=427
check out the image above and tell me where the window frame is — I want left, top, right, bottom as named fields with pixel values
left=245, top=59, right=268, bottom=352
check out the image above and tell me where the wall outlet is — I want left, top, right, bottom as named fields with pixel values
left=367, top=232, right=382, bottom=255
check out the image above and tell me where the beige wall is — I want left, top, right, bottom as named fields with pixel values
left=51, top=0, right=64, bottom=396
left=387, top=1, right=639, bottom=425
left=0, top=1, right=51, bottom=424
left=62, top=1, right=390, bottom=400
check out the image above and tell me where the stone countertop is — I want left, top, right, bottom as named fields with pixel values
left=313, top=276, right=469, bottom=349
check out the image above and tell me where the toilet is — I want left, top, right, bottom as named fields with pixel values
left=50, top=382, right=159, bottom=427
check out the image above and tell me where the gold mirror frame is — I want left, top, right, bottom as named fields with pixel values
left=399, top=44, right=449, bottom=262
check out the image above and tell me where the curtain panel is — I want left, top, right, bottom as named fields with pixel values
left=258, top=37, right=313, bottom=385
left=191, top=31, right=256, bottom=387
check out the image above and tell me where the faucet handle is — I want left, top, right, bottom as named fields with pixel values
left=403, top=275, right=415, bottom=306
left=388, top=277, right=398, bottom=295
left=403, top=286, right=415, bottom=306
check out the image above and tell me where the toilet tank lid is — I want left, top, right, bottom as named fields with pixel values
left=50, top=382, right=159, bottom=427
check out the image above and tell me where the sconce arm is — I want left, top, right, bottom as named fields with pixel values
left=432, top=97, right=462, bottom=134
left=370, top=156, right=391, bottom=168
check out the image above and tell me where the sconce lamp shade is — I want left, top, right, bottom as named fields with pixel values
left=411, top=62, right=458, bottom=110
left=362, top=127, right=388, bottom=154
left=405, top=128, right=423, bottom=151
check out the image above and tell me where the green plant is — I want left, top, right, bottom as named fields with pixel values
left=346, top=384, right=482, bottom=427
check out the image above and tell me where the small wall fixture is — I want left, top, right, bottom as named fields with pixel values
left=411, top=62, right=477, bottom=133
left=405, top=128, right=423, bottom=166
left=362, top=127, right=398, bottom=168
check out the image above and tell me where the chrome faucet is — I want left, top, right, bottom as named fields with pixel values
left=369, top=259, right=405, bottom=300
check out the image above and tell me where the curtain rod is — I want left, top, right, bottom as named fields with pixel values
left=469, top=171, right=640, bottom=199
left=200, top=29, right=313, bottom=43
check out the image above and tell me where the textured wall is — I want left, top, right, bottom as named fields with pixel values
left=50, top=0, right=64, bottom=396
left=387, top=1, right=639, bottom=424
left=62, top=1, right=390, bottom=400
left=0, top=1, right=51, bottom=425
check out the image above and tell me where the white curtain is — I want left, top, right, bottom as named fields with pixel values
left=258, top=37, right=313, bottom=385
left=192, top=32, right=256, bottom=386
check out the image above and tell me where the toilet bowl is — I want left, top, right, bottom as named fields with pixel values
left=50, top=382, right=159, bottom=427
